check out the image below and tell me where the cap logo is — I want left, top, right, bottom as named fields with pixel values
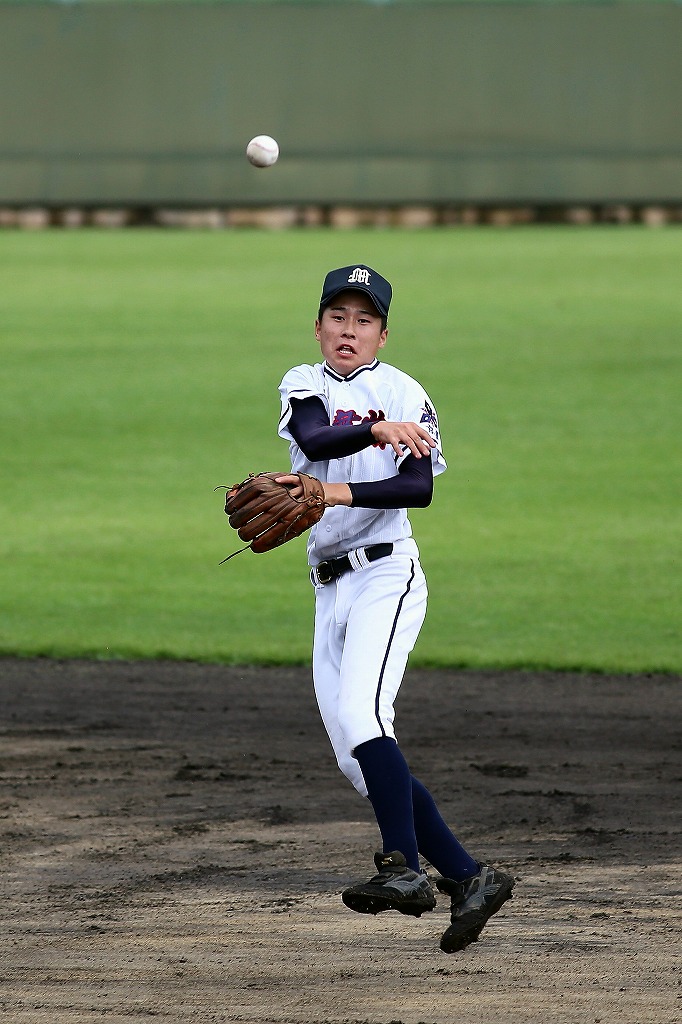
left=347, top=267, right=371, bottom=286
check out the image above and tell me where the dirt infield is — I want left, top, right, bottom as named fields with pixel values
left=1, top=658, right=680, bottom=1023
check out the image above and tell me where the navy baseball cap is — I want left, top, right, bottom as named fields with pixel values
left=319, top=264, right=392, bottom=318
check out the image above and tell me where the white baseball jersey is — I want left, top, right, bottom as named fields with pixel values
left=278, top=358, right=446, bottom=564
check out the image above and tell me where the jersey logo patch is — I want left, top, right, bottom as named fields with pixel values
left=420, top=402, right=439, bottom=438
left=333, top=408, right=386, bottom=448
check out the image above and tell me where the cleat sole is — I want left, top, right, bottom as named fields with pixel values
left=342, top=889, right=436, bottom=918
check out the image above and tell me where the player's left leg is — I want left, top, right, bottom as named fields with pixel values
left=410, top=774, right=515, bottom=950
left=410, top=775, right=478, bottom=880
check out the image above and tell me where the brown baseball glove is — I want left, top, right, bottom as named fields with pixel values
left=217, top=472, right=328, bottom=562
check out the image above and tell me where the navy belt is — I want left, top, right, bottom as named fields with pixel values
left=311, top=543, right=394, bottom=586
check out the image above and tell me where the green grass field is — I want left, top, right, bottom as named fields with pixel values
left=1, top=226, right=680, bottom=672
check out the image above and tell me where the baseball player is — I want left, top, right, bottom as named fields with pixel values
left=277, top=264, right=514, bottom=953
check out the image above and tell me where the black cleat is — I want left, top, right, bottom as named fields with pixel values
left=342, top=850, right=437, bottom=918
left=437, top=864, right=515, bottom=953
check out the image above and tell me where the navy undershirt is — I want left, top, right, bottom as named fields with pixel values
left=288, top=396, right=433, bottom=509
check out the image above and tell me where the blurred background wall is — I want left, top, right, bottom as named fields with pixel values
left=1, top=1, right=681, bottom=209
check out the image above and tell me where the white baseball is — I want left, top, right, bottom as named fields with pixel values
left=246, top=135, right=279, bottom=168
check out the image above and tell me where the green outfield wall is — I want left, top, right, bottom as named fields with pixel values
left=1, top=2, right=681, bottom=206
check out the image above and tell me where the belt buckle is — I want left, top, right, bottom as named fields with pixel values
left=315, top=561, right=333, bottom=585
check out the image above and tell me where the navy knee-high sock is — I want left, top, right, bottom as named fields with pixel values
left=354, top=737, right=420, bottom=872
left=411, top=775, right=479, bottom=881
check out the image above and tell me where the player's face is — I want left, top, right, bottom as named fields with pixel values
left=315, top=290, right=388, bottom=376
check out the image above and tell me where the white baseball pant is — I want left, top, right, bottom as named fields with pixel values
left=311, top=547, right=428, bottom=797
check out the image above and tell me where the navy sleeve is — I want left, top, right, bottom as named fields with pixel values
left=349, top=455, right=433, bottom=509
left=288, top=395, right=376, bottom=460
